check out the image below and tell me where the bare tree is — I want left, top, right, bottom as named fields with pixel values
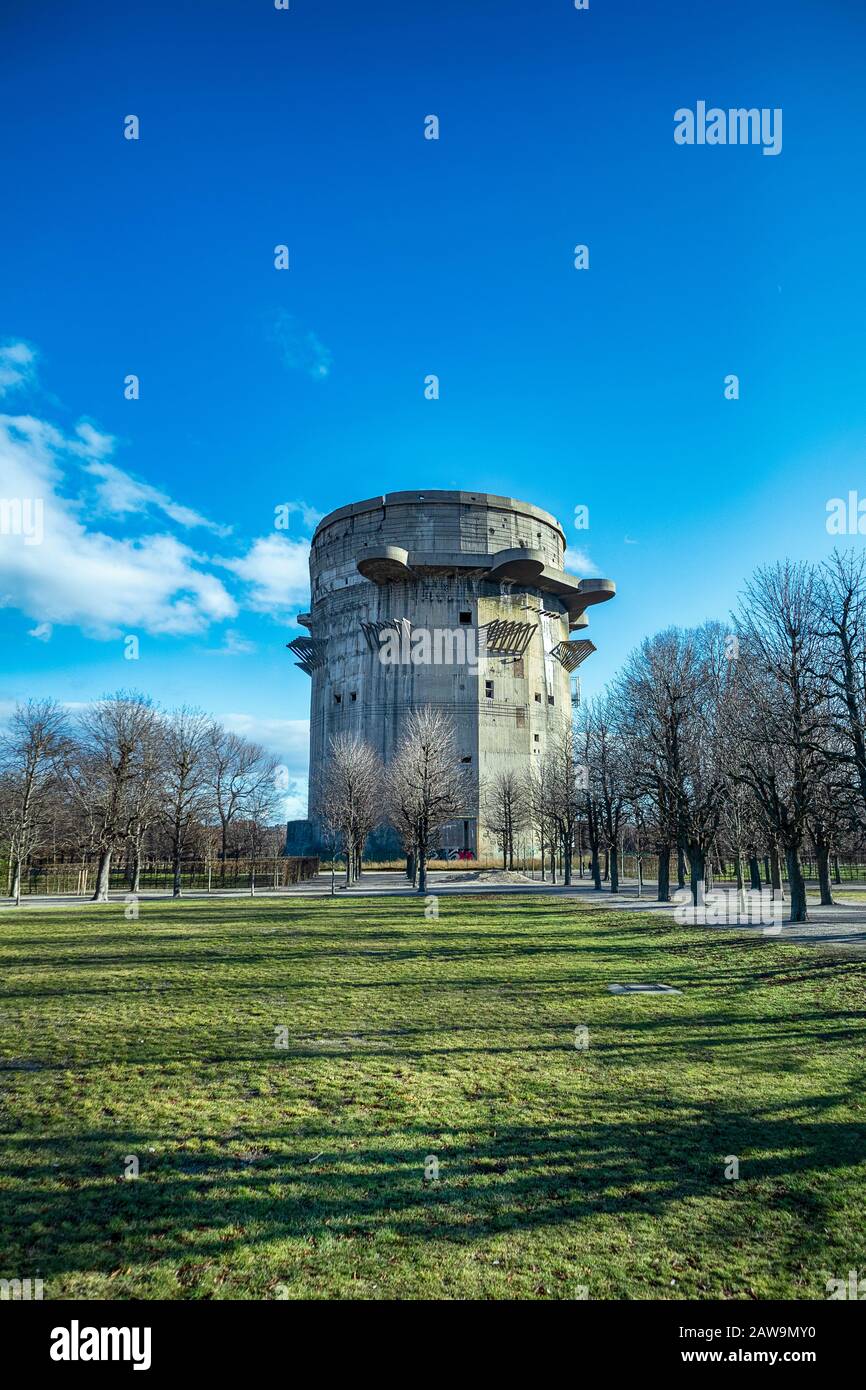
left=523, top=754, right=557, bottom=882
left=160, top=708, right=211, bottom=899
left=732, top=563, right=831, bottom=923
left=65, top=693, right=159, bottom=902
left=318, top=733, right=384, bottom=887
left=387, top=707, right=466, bottom=895
left=545, top=724, right=582, bottom=885
left=616, top=626, right=728, bottom=906
left=482, top=769, right=527, bottom=870
left=587, top=695, right=629, bottom=893
left=0, top=699, right=67, bottom=903
left=205, top=725, right=279, bottom=877
left=125, top=719, right=163, bottom=893
left=818, top=550, right=866, bottom=818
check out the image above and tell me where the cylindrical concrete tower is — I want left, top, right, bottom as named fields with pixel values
left=287, top=490, right=615, bottom=858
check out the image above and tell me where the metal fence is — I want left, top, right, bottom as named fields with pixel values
left=6, top=856, right=319, bottom=897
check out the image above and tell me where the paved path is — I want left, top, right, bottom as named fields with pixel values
left=3, top=871, right=866, bottom=948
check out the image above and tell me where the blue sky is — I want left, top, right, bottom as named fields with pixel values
left=1, top=0, right=865, bottom=815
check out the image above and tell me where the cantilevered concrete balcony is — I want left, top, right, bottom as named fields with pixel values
left=354, top=540, right=615, bottom=629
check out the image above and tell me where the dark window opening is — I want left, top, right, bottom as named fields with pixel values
left=461, top=755, right=472, bottom=763
left=533, top=733, right=540, bottom=743
left=334, top=693, right=342, bottom=704
left=548, top=695, right=555, bottom=705
left=534, top=692, right=542, bottom=703
left=459, top=611, right=471, bottom=624
left=350, top=692, right=357, bottom=702
left=485, top=680, right=494, bottom=699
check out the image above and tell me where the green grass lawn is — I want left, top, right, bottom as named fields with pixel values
left=1, top=895, right=864, bottom=1300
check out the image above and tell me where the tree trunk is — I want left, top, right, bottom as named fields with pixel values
left=406, top=851, right=415, bottom=882
left=735, top=853, right=746, bottom=914
left=748, top=854, right=761, bottom=891
left=417, top=841, right=427, bottom=894
left=816, top=842, right=833, bottom=907
left=657, top=845, right=670, bottom=902
left=785, top=847, right=808, bottom=923
left=677, top=844, right=686, bottom=889
left=172, top=849, right=182, bottom=899
left=93, top=848, right=112, bottom=903
left=590, top=847, right=601, bottom=891
left=763, top=855, right=771, bottom=885
left=563, top=833, right=572, bottom=886
left=688, top=846, right=705, bottom=907
left=12, top=856, right=22, bottom=905
left=770, top=844, right=783, bottom=899
left=609, top=846, right=619, bottom=894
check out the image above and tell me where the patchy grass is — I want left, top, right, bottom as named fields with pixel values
left=0, top=895, right=864, bottom=1300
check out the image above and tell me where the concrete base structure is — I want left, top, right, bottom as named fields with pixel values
left=287, top=490, right=615, bottom=858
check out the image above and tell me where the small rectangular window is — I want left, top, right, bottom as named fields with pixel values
left=459, top=611, right=471, bottom=624
left=350, top=692, right=357, bottom=702
left=548, top=695, right=555, bottom=705
left=533, top=733, right=540, bottom=743
left=534, top=692, right=542, bottom=703
left=461, top=755, right=472, bottom=763
left=334, top=693, right=342, bottom=704
left=485, top=680, right=494, bottom=699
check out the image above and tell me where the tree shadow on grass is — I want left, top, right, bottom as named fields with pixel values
left=1, top=1098, right=863, bottom=1290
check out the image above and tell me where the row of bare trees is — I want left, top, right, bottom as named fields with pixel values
left=0, top=693, right=282, bottom=903
left=606, top=552, right=866, bottom=922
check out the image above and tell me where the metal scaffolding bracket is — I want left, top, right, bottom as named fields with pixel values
left=287, top=636, right=328, bottom=674
left=550, top=638, right=596, bottom=672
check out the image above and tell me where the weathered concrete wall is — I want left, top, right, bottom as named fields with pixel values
left=290, top=491, right=614, bottom=858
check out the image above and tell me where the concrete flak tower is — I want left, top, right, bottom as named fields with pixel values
left=286, top=490, right=615, bottom=859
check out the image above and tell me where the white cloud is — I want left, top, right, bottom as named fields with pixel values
left=220, top=712, right=310, bottom=770
left=563, top=548, right=596, bottom=575
left=206, top=628, right=256, bottom=656
left=0, top=341, right=37, bottom=398
left=0, top=412, right=238, bottom=639
left=72, top=421, right=115, bottom=460
left=275, top=499, right=323, bottom=531
left=283, top=777, right=308, bottom=820
left=222, top=533, right=310, bottom=617
left=84, top=458, right=231, bottom=536
left=28, top=621, right=52, bottom=641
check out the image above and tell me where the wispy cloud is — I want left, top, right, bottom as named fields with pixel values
left=0, top=340, right=38, bottom=398
left=270, top=311, right=332, bottom=381
left=276, top=499, right=323, bottom=531
left=206, top=628, right=257, bottom=656
left=84, top=458, right=232, bottom=536
left=220, top=712, right=309, bottom=762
